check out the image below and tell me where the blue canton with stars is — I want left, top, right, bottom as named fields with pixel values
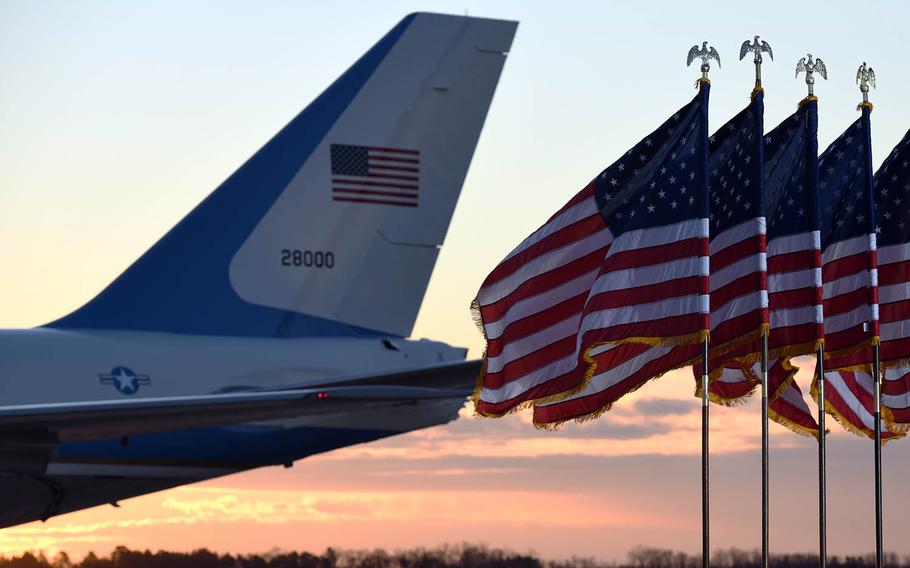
left=818, top=108, right=875, bottom=248
left=872, top=125, right=910, bottom=247
left=709, top=92, right=764, bottom=234
left=764, top=100, right=819, bottom=239
left=593, top=84, right=709, bottom=236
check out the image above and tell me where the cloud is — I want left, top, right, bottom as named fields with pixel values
left=364, top=467, right=518, bottom=477
left=631, top=398, right=695, bottom=416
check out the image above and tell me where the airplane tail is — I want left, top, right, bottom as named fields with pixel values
left=49, top=13, right=517, bottom=338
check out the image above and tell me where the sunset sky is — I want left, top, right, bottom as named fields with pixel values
left=2, top=0, right=910, bottom=562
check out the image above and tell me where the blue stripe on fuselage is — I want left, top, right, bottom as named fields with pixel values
left=57, top=424, right=397, bottom=467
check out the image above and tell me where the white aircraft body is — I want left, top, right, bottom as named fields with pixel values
left=0, top=13, right=517, bottom=528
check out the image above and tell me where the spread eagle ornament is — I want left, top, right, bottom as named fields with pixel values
left=795, top=53, right=827, bottom=96
left=740, top=35, right=773, bottom=61
left=687, top=41, right=720, bottom=87
left=740, top=35, right=773, bottom=90
left=687, top=41, right=722, bottom=68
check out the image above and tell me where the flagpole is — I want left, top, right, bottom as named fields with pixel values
left=873, top=342, right=883, bottom=568
left=688, top=43, right=717, bottom=568
left=816, top=347, right=827, bottom=568
left=796, top=54, right=827, bottom=568
left=702, top=336, right=710, bottom=568
left=740, top=38, right=773, bottom=568
left=760, top=334, right=769, bottom=568
left=856, top=64, right=883, bottom=568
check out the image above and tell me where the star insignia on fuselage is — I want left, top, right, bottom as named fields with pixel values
left=98, top=366, right=151, bottom=396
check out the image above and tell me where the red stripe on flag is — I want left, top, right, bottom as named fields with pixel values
left=368, top=146, right=419, bottom=155
left=483, top=215, right=606, bottom=286
left=711, top=311, right=767, bottom=347
left=369, top=156, right=419, bottom=164
left=479, top=247, right=609, bottom=322
left=583, top=277, right=706, bottom=311
left=364, top=172, right=419, bottom=182
left=824, top=287, right=873, bottom=316
left=769, top=287, right=820, bottom=310
left=768, top=249, right=822, bottom=274
left=879, top=261, right=910, bottom=285
left=369, top=164, right=419, bottom=173
left=600, top=237, right=704, bottom=272
left=711, top=234, right=766, bottom=271
left=484, top=293, right=587, bottom=359
left=768, top=324, right=824, bottom=351
left=711, top=273, right=766, bottom=310
left=333, top=188, right=419, bottom=199
left=822, top=252, right=869, bottom=282
left=533, top=344, right=699, bottom=424
left=475, top=370, right=581, bottom=416
left=579, top=313, right=708, bottom=345
left=332, top=197, right=417, bottom=208
left=333, top=179, right=418, bottom=190
left=482, top=336, right=576, bottom=390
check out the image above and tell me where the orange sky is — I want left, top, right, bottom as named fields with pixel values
left=4, top=1, right=910, bottom=562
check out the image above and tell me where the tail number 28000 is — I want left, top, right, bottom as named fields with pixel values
left=280, top=249, right=335, bottom=268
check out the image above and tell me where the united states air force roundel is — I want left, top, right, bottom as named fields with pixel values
left=98, top=366, right=151, bottom=396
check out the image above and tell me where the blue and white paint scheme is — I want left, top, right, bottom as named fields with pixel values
left=0, top=12, right=517, bottom=528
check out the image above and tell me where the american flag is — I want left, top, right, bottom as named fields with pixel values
left=817, top=108, right=879, bottom=360
left=704, top=101, right=824, bottom=406
left=818, top=369, right=903, bottom=441
left=874, top=129, right=910, bottom=366
left=704, top=92, right=768, bottom=362
left=692, top=93, right=767, bottom=405
left=810, top=109, right=883, bottom=439
left=532, top=85, right=711, bottom=426
left=764, top=101, right=825, bottom=357
left=473, top=85, right=711, bottom=421
left=330, top=144, right=420, bottom=208
left=821, top=124, right=910, bottom=436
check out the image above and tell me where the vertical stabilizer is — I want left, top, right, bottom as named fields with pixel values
left=49, top=13, right=517, bottom=338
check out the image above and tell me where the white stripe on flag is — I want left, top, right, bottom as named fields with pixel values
left=483, top=269, right=599, bottom=340
left=710, top=217, right=767, bottom=253
left=477, top=229, right=610, bottom=306
left=485, top=315, right=580, bottom=374
left=502, top=197, right=601, bottom=262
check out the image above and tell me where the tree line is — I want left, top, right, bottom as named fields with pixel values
left=2, top=544, right=910, bottom=568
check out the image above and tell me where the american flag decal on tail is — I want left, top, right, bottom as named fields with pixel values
left=330, top=144, right=420, bottom=207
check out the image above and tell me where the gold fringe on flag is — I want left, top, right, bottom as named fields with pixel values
left=471, top=357, right=594, bottom=419
left=882, top=406, right=910, bottom=434
left=768, top=358, right=799, bottom=403
left=698, top=385, right=757, bottom=407
left=706, top=323, right=770, bottom=363
left=768, top=406, right=821, bottom=439
left=824, top=334, right=880, bottom=362
left=770, top=338, right=824, bottom=363
left=531, top=330, right=709, bottom=430
left=810, top=375, right=905, bottom=443
left=799, top=95, right=818, bottom=107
